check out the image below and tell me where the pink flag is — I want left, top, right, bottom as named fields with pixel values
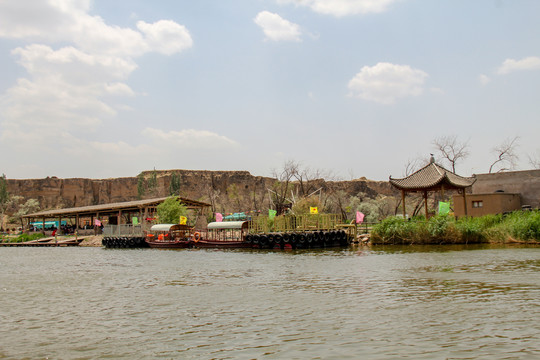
left=356, top=211, right=365, bottom=224
left=94, top=219, right=102, bottom=226
left=216, top=213, right=223, bottom=222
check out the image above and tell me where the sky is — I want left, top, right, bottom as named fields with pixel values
left=0, top=0, right=539, bottom=181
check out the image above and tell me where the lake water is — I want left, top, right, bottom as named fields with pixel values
left=1, top=245, right=539, bottom=359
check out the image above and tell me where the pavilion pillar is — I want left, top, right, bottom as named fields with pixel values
left=42, top=217, right=46, bottom=235
left=424, top=191, right=429, bottom=219
left=118, top=210, right=122, bottom=235
left=94, top=212, right=100, bottom=235
left=401, top=190, right=406, bottom=219
left=58, top=216, right=62, bottom=235
left=143, top=207, right=148, bottom=232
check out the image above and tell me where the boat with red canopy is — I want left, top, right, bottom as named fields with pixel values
left=145, top=224, right=193, bottom=248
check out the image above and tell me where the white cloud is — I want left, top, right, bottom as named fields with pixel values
left=497, top=56, right=540, bottom=75
left=348, top=62, right=428, bottom=104
left=478, top=74, right=491, bottom=85
left=0, top=1, right=193, bottom=57
left=1, top=45, right=137, bottom=138
left=277, top=0, right=398, bottom=16
left=0, top=0, right=194, bottom=164
left=142, top=128, right=239, bottom=149
left=137, top=20, right=193, bottom=55
left=13, top=45, right=137, bottom=82
left=254, top=11, right=301, bottom=42
left=105, top=83, right=136, bottom=97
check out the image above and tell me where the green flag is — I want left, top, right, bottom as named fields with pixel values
left=438, top=201, right=450, bottom=215
left=269, top=209, right=277, bottom=219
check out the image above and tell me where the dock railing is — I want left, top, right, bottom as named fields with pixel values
left=249, top=214, right=345, bottom=233
left=103, top=224, right=145, bottom=236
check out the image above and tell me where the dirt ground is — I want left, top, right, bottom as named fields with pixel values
left=79, top=235, right=103, bottom=247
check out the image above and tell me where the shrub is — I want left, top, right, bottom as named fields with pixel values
left=156, top=197, right=188, bottom=224
left=11, top=232, right=45, bottom=243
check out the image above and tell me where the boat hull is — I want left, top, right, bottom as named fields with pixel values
left=146, top=240, right=192, bottom=249
left=192, top=240, right=252, bottom=249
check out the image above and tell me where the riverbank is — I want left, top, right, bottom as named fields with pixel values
left=79, top=235, right=103, bottom=247
left=371, top=211, right=540, bottom=245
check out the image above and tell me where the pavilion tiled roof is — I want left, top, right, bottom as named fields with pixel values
left=389, top=162, right=475, bottom=191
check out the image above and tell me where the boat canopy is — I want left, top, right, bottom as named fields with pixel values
left=150, top=224, right=191, bottom=232
left=207, top=221, right=247, bottom=230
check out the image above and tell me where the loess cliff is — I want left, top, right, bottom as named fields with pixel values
left=6, top=170, right=397, bottom=214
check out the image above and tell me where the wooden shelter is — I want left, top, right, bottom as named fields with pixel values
left=389, top=159, right=476, bottom=218
left=23, top=196, right=210, bottom=235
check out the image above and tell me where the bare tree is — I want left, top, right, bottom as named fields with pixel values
left=489, top=136, right=520, bottom=173
left=294, top=166, right=331, bottom=199
left=269, top=160, right=298, bottom=213
left=270, top=160, right=333, bottom=214
left=432, top=135, right=470, bottom=172
left=528, top=150, right=540, bottom=169
left=403, top=156, right=430, bottom=177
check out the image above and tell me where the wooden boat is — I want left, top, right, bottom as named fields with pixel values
left=192, top=221, right=251, bottom=249
left=145, top=224, right=193, bottom=249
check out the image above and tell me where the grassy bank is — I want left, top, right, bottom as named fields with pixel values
left=371, top=210, right=540, bottom=245
left=2, top=233, right=46, bottom=243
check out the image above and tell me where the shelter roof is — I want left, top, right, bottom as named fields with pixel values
left=207, top=221, right=247, bottom=230
left=389, top=162, right=475, bottom=192
left=24, top=196, right=210, bottom=219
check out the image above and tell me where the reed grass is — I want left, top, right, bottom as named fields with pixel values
left=371, top=210, right=539, bottom=245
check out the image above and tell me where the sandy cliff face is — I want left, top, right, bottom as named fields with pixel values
left=6, top=170, right=395, bottom=213
left=8, top=177, right=138, bottom=209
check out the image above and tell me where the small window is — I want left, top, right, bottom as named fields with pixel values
left=472, top=200, right=483, bottom=208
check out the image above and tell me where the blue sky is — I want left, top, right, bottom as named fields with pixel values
left=1, top=0, right=539, bottom=181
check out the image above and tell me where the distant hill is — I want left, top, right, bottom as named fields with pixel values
left=6, top=169, right=397, bottom=214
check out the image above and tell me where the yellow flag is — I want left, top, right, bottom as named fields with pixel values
left=310, top=207, right=318, bottom=214
left=179, top=216, right=187, bottom=225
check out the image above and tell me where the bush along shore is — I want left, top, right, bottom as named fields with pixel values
left=1, top=232, right=45, bottom=243
left=371, top=210, right=540, bottom=245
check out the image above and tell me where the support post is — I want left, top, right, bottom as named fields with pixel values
left=117, top=210, right=122, bottom=235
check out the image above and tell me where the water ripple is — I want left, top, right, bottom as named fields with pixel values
left=0, top=246, right=539, bottom=359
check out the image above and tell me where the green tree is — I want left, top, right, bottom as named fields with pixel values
left=14, top=199, right=40, bottom=227
left=169, top=172, right=181, bottom=196
left=137, top=172, right=146, bottom=199
left=156, top=197, right=188, bottom=224
left=0, top=174, right=9, bottom=230
left=148, top=168, right=158, bottom=196
left=227, top=183, right=242, bottom=211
